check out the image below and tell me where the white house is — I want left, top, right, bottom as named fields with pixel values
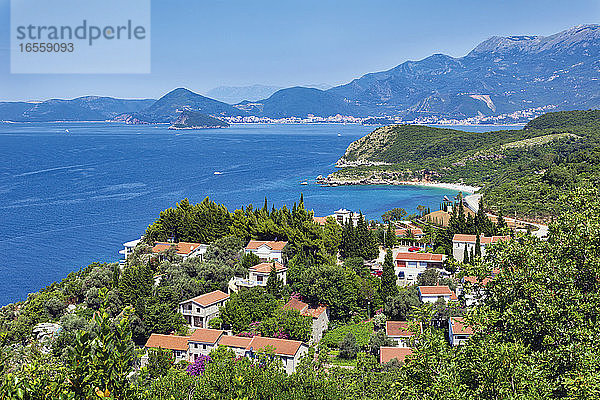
left=245, top=240, right=287, bottom=263
left=229, top=262, right=287, bottom=293
left=217, top=335, right=253, bottom=358
left=152, top=242, right=209, bottom=260
left=283, top=298, right=329, bottom=344
left=385, top=321, right=420, bottom=348
left=142, top=334, right=191, bottom=366
left=119, top=237, right=142, bottom=264
left=187, top=328, right=224, bottom=361
left=459, top=275, right=491, bottom=307
left=332, top=208, right=360, bottom=226
left=417, top=286, right=458, bottom=303
left=394, top=253, right=446, bottom=284
left=179, top=290, right=230, bottom=329
left=143, top=332, right=309, bottom=373
left=452, top=234, right=510, bottom=262
left=448, top=317, right=474, bottom=346
left=245, top=336, right=309, bottom=374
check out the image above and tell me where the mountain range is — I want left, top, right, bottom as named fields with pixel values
left=1, top=24, right=599, bottom=123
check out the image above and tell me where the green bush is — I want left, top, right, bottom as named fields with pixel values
left=321, top=321, right=374, bottom=349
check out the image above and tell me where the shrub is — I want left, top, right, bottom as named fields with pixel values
left=339, top=332, right=358, bottom=359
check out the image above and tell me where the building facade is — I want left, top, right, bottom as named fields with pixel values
left=244, top=240, right=287, bottom=263
left=179, top=290, right=230, bottom=329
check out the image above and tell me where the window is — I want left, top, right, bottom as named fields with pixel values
left=257, top=275, right=263, bottom=283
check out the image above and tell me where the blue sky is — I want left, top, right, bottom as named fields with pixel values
left=0, top=0, right=599, bottom=101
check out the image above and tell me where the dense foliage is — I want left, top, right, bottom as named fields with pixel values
left=333, top=110, right=600, bottom=220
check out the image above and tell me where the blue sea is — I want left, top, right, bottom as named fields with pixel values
left=0, top=122, right=520, bottom=305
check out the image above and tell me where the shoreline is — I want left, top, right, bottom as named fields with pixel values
left=318, top=177, right=480, bottom=194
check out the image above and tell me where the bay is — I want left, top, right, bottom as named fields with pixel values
left=0, top=122, right=520, bottom=305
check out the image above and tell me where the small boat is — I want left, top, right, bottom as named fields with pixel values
left=301, top=181, right=308, bottom=185
left=214, top=171, right=223, bottom=175
left=65, top=129, right=70, bottom=133
left=337, top=133, right=342, bottom=137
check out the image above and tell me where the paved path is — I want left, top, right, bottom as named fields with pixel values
left=464, top=194, right=549, bottom=239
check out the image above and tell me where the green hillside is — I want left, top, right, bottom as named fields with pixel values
left=332, top=110, right=600, bottom=221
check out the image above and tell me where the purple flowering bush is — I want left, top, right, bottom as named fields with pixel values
left=186, top=354, right=211, bottom=376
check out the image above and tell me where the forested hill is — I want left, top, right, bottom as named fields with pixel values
left=331, top=110, right=600, bottom=220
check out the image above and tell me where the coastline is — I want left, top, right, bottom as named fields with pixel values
left=318, top=176, right=480, bottom=194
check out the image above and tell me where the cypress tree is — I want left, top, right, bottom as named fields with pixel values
left=475, top=234, right=482, bottom=258
left=385, top=224, right=397, bottom=248
left=266, top=262, right=283, bottom=298
left=463, top=245, right=470, bottom=264
left=380, top=249, right=399, bottom=301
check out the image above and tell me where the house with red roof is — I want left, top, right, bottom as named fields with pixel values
left=245, top=240, right=288, bottom=263
left=452, top=234, right=510, bottom=262
left=417, top=285, right=458, bottom=303
left=379, top=347, right=413, bottom=364
left=283, top=297, right=329, bottom=344
left=448, top=317, right=474, bottom=346
left=152, top=241, right=209, bottom=261
left=188, top=328, right=225, bottom=360
left=385, top=321, right=421, bottom=348
left=394, top=252, right=447, bottom=284
left=143, top=333, right=190, bottom=365
left=178, top=290, right=230, bottom=329
left=229, top=262, right=288, bottom=293
left=245, top=336, right=309, bottom=374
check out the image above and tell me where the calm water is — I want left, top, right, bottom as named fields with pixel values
left=0, top=122, right=520, bottom=305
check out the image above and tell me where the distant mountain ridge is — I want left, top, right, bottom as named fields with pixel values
left=1, top=24, right=599, bottom=122
left=0, top=97, right=154, bottom=122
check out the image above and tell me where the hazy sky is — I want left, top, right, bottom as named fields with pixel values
left=0, top=0, right=599, bottom=101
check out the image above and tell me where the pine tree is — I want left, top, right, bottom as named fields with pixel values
left=380, top=249, right=399, bottom=301
left=385, top=224, right=397, bottom=248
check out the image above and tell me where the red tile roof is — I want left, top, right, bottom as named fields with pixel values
left=145, top=334, right=189, bottom=351
left=152, top=242, right=205, bottom=255
left=183, top=290, right=229, bottom=306
left=380, top=347, right=413, bottom=363
left=249, top=262, right=286, bottom=274
left=245, top=240, right=288, bottom=251
left=313, top=216, right=327, bottom=226
left=189, top=328, right=224, bottom=344
left=283, top=298, right=327, bottom=318
left=248, top=336, right=304, bottom=356
left=218, top=335, right=253, bottom=349
left=395, top=228, right=424, bottom=237
left=418, top=286, right=458, bottom=300
left=450, top=317, right=474, bottom=335
left=462, top=276, right=491, bottom=286
left=395, top=252, right=444, bottom=262
left=452, top=234, right=510, bottom=245
left=386, top=321, right=420, bottom=337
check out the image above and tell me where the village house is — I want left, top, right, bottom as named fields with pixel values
left=229, top=262, right=287, bottom=293
left=217, top=335, right=253, bottom=358
left=178, top=290, right=230, bottom=329
left=283, top=297, right=329, bottom=344
left=244, top=240, right=288, bottom=263
left=459, top=275, right=491, bottom=307
left=187, top=328, right=224, bottom=360
left=143, top=332, right=308, bottom=374
left=394, top=252, right=446, bottom=284
left=312, top=216, right=328, bottom=226
left=152, top=241, right=209, bottom=261
left=418, top=285, right=458, bottom=303
left=332, top=208, right=361, bottom=226
left=142, top=334, right=190, bottom=366
left=448, top=317, right=474, bottom=346
left=246, top=336, right=309, bottom=374
left=452, top=234, right=510, bottom=262
left=119, top=237, right=142, bottom=264
left=385, top=321, right=420, bottom=348
left=379, top=347, right=413, bottom=364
